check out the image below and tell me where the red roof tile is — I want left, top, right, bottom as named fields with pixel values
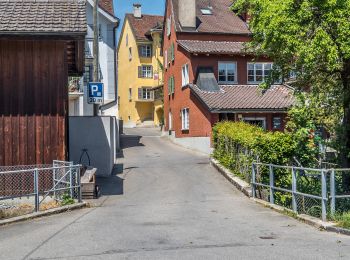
left=190, top=85, right=295, bottom=112
left=171, top=0, right=250, bottom=35
left=99, top=0, right=114, bottom=17
left=126, top=13, right=164, bottom=41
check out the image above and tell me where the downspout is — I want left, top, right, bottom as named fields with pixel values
left=100, top=21, right=119, bottom=112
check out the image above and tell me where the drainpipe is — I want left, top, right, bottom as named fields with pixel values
left=100, top=21, right=119, bottom=112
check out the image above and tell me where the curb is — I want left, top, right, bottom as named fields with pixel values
left=0, top=202, right=87, bottom=227
left=210, top=158, right=350, bottom=236
left=210, top=158, right=252, bottom=197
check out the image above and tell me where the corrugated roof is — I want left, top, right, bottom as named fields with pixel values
left=190, top=84, right=295, bottom=111
left=126, top=13, right=164, bottom=41
left=177, top=40, right=246, bottom=54
left=0, top=0, right=87, bottom=35
left=171, top=0, right=250, bottom=35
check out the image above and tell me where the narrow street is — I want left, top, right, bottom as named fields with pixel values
left=1, top=128, right=350, bottom=260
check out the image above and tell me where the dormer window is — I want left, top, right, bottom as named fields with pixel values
left=201, top=8, right=212, bottom=15
left=218, top=62, right=237, bottom=84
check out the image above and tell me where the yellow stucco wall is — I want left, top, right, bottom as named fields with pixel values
left=118, top=18, right=163, bottom=126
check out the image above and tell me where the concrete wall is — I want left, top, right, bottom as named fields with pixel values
left=69, top=116, right=119, bottom=176
left=165, top=131, right=213, bottom=155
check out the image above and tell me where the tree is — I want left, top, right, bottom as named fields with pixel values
left=233, top=0, right=350, bottom=168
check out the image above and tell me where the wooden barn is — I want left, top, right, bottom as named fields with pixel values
left=0, top=0, right=87, bottom=166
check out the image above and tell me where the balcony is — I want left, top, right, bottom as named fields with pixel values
left=68, top=76, right=84, bottom=100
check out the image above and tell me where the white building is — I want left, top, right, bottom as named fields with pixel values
left=69, top=0, right=119, bottom=117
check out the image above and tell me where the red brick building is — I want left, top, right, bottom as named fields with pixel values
left=163, top=0, right=294, bottom=153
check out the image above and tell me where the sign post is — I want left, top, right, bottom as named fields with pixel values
left=88, top=82, right=104, bottom=105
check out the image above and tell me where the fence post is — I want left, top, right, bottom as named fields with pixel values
left=292, top=167, right=297, bottom=212
left=330, top=169, right=336, bottom=216
left=53, top=168, right=56, bottom=200
left=69, top=167, right=73, bottom=198
left=269, top=164, right=274, bottom=204
left=251, top=163, right=256, bottom=198
left=321, top=170, right=327, bottom=221
left=77, top=166, right=82, bottom=203
left=34, top=168, right=39, bottom=212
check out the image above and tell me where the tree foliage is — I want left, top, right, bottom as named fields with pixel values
left=233, top=0, right=350, bottom=167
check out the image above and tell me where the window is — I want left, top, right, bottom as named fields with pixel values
left=181, top=108, right=190, bottom=130
left=129, top=47, right=132, bottom=61
left=83, top=65, right=92, bottom=85
left=138, top=65, right=153, bottom=78
left=273, top=117, right=282, bottom=130
left=126, top=34, right=129, bottom=46
left=128, top=88, right=132, bottom=101
left=168, top=76, right=174, bottom=95
left=182, top=64, right=189, bottom=86
left=164, top=50, right=168, bottom=69
left=243, top=117, right=266, bottom=130
left=247, top=63, right=273, bottom=83
left=139, top=45, right=152, bottom=58
left=138, top=88, right=153, bottom=100
left=218, top=62, right=237, bottom=84
left=168, top=111, right=173, bottom=130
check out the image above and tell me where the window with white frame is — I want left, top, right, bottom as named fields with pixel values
left=140, top=88, right=153, bottom=100
left=243, top=117, right=266, bottom=130
left=181, top=108, right=190, bottom=130
left=247, top=63, right=273, bottom=83
left=218, top=62, right=237, bottom=84
left=182, top=64, right=189, bottom=86
left=138, top=65, right=153, bottom=78
left=166, top=16, right=171, bottom=37
left=168, top=111, right=173, bottom=130
left=139, top=45, right=152, bottom=57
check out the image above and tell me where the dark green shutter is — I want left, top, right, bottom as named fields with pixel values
left=138, top=66, right=142, bottom=78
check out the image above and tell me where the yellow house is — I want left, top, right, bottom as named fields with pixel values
left=118, top=4, right=164, bottom=128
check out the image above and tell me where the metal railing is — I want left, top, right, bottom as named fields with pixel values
left=0, top=161, right=81, bottom=214
left=252, top=162, right=350, bottom=221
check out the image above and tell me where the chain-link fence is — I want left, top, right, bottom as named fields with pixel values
left=0, top=161, right=81, bottom=219
left=252, top=163, right=350, bottom=221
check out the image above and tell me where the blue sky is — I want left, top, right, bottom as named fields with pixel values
left=114, top=0, right=165, bottom=39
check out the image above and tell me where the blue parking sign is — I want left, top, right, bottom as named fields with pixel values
left=88, top=82, right=104, bottom=104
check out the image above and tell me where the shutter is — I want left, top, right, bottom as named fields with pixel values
left=171, top=43, right=175, bottom=61
left=138, top=88, right=142, bottom=100
left=171, top=76, right=174, bottom=94
left=150, top=46, right=153, bottom=57
left=150, top=66, right=153, bottom=78
left=151, top=89, right=154, bottom=100
left=168, top=78, right=171, bottom=95
left=138, top=66, right=142, bottom=78
left=138, top=45, right=142, bottom=57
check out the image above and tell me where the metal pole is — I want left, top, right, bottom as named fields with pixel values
left=269, top=164, right=274, bottom=204
left=53, top=168, right=56, bottom=200
left=69, top=168, right=73, bottom=198
left=292, top=167, right=297, bottom=212
left=252, top=163, right=256, bottom=198
left=34, top=169, right=39, bottom=212
left=321, top=170, right=327, bottom=221
left=77, top=167, right=82, bottom=203
left=93, top=0, right=100, bottom=116
left=330, top=169, right=336, bottom=215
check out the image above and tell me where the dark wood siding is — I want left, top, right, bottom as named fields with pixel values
left=0, top=39, right=68, bottom=166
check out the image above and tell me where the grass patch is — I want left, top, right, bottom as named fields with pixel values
left=330, top=212, right=350, bottom=229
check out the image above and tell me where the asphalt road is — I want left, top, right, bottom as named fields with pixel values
left=1, top=127, right=350, bottom=260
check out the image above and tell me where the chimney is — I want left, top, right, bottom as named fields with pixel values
left=178, top=0, right=196, bottom=28
left=133, top=3, right=142, bottom=18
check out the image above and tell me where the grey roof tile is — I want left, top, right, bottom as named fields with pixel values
left=0, top=0, right=87, bottom=34
left=177, top=40, right=246, bottom=54
left=190, top=84, right=295, bottom=111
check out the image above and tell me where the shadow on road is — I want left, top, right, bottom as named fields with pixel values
left=120, top=134, right=144, bottom=149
